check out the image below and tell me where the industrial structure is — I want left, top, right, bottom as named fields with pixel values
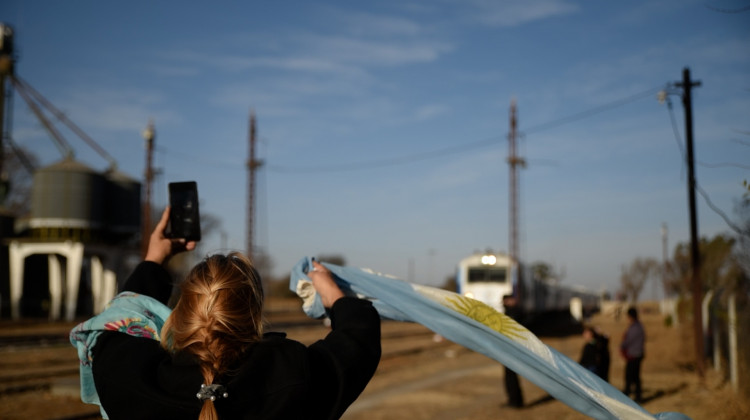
left=0, top=23, right=142, bottom=321
left=246, top=110, right=263, bottom=261
left=507, top=98, right=525, bottom=296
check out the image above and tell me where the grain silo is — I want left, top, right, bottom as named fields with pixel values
left=29, top=157, right=105, bottom=241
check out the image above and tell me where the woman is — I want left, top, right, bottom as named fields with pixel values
left=75, top=207, right=381, bottom=419
left=579, top=326, right=599, bottom=375
left=578, top=326, right=610, bottom=382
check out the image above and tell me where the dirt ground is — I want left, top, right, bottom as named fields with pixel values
left=1, top=300, right=748, bottom=420
left=343, top=302, right=750, bottom=420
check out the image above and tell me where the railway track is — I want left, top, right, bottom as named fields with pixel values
left=0, top=333, right=72, bottom=349
left=0, top=316, right=450, bottom=398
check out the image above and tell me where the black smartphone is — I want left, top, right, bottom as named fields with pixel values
left=167, top=181, right=201, bottom=241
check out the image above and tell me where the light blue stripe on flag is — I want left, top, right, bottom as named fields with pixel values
left=290, top=257, right=691, bottom=420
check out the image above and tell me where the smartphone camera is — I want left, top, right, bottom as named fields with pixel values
left=167, top=181, right=201, bottom=241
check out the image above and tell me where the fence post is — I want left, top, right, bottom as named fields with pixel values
left=728, top=293, right=738, bottom=392
left=712, top=300, right=721, bottom=372
left=702, top=290, right=714, bottom=369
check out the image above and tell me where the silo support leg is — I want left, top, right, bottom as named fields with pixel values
left=9, top=241, right=23, bottom=320
left=90, top=256, right=103, bottom=314
left=48, top=254, right=62, bottom=321
left=64, top=242, right=84, bottom=322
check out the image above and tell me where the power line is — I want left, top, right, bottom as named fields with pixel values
left=266, top=135, right=502, bottom=173
left=666, top=98, right=749, bottom=170
left=155, top=146, right=244, bottom=171
left=696, top=182, right=743, bottom=235
left=159, top=87, right=664, bottom=174
left=156, top=136, right=502, bottom=173
left=698, top=161, right=750, bottom=170
left=160, top=85, right=728, bottom=176
left=522, top=86, right=663, bottom=135
left=705, top=4, right=750, bottom=13
left=665, top=97, right=687, bottom=178
left=266, top=87, right=663, bottom=174
left=664, top=92, right=744, bottom=235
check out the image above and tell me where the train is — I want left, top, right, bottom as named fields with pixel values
left=456, top=251, right=600, bottom=325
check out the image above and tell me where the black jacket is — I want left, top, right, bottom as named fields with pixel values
left=92, top=262, right=381, bottom=420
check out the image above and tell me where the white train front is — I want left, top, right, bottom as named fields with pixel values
left=456, top=252, right=600, bottom=324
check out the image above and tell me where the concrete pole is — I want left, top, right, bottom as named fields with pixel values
left=728, top=294, right=738, bottom=391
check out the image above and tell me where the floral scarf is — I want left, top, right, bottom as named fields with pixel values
left=69, top=292, right=171, bottom=419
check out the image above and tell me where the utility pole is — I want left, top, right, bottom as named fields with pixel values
left=505, top=101, right=527, bottom=409
left=676, top=67, right=704, bottom=380
left=141, top=120, right=155, bottom=258
left=246, top=110, right=263, bottom=260
left=507, top=99, right=525, bottom=293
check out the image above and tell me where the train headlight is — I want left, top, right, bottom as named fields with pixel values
left=481, top=255, right=497, bottom=265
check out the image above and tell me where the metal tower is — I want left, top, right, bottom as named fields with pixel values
left=507, top=99, right=525, bottom=269
left=246, top=110, right=263, bottom=260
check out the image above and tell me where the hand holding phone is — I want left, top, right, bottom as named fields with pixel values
left=145, top=207, right=197, bottom=264
left=167, top=181, right=201, bottom=241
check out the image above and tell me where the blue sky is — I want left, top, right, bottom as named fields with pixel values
left=3, top=0, right=749, bottom=296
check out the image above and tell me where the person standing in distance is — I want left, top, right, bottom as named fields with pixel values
left=620, top=307, right=645, bottom=402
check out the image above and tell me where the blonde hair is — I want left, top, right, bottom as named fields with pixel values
left=161, top=252, right=265, bottom=420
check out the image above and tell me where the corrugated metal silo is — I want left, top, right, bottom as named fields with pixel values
left=30, top=158, right=105, bottom=237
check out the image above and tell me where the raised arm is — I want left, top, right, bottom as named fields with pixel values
left=145, top=206, right=197, bottom=265
left=306, top=260, right=345, bottom=308
left=305, top=260, right=381, bottom=419
left=122, top=207, right=197, bottom=303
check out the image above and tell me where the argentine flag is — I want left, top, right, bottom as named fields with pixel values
left=290, top=257, right=690, bottom=420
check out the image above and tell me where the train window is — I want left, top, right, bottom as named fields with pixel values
left=468, top=267, right=507, bottom=283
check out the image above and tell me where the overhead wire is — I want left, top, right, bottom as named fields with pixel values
left=157, top=134, right=504, bottom=173
left=665, top=97, right=687, bottom=179
left=664, top=96, right=744, bottom=235
left=265, top=86, right=664, bottom=173
left=158, top=85, right=662, bottom=174
left=160, top=84, right=742, bottom=182
left=145, top=82, right=744, bottom=235
left=698, top=161, right=750, bottom=170
left=521, top=86, right=663, bottom=135
left=695, top=183, right=743, bottom=235
left=705, top=4, right=750, bottom=13
left=666, top=98, right=749, bottom=171
left=155, top=146, right=244, bottom=171
left=265, top=135, right=502, bottom=173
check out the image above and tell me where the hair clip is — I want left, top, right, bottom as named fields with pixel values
left=196, top=383, right=229, bottom=402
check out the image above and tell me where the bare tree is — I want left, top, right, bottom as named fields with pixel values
left=620, top=257, right=659, bottom=302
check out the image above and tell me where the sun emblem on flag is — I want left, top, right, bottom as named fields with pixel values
left=443, top=294, right=528, bottom=341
